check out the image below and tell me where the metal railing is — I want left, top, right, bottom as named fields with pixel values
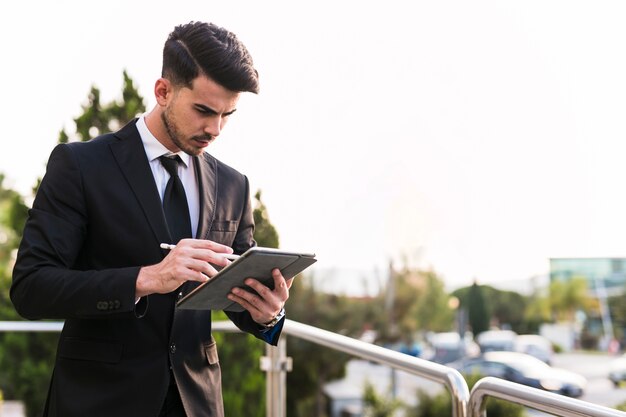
left=3, top=320, right=626, bottom=417
left=468, top=377, right=625, bottom=417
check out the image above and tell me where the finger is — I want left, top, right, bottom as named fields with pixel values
left=286, top=278, right=294, bottom=289
left=243, top=278, right=275, bottom=300
left=183, top=238, right=234, bottom=254
left=171, top=246, right=230, bottom=269
left=228, top=288, right=263, bottom=314
left=271, top=269, right=289, bottom=295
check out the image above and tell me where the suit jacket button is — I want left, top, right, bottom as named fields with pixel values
left=169, top=343, right=176, bottom=354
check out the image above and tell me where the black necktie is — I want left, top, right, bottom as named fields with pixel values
left=159, top=155, right=192, bottom=243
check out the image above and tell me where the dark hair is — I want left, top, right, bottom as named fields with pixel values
left=162, top=21, right=259, bottom=94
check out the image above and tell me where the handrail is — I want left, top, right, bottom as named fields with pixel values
left=216, top=319, right=470, bottom=416
left=4, top=320, right=625, bottom=417
left=0, top=321, right=63, bottom=332
left=468, top=377, right=626, bottom=417
left=281, top=319, right=470, bottom=417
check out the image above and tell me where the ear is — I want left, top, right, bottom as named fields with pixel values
left=154, top=78, right=172, bottom=106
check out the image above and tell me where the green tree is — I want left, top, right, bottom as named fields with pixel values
left=549, top=277, right=591, bottom=322
left=412, top=270, right=455, bottom=332
left=73, top=70, right=145, bottom=142
left=465, top=282, right=490, bottom=336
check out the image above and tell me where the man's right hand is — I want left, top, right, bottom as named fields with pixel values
left=135, top=239, right=234, bottom=298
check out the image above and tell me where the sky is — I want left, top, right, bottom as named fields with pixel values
left=2, top=1, right=626, bottom=295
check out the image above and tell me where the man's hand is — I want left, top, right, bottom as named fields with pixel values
left=227, top=268, right=293, bottom=325
left=135, top=239, right=234, bottom=298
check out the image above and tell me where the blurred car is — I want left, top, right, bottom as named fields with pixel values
left=447, top=351, right=587, bottom=397
left=514, top=334, right=554, bottom=364
left=424, top=332, right=479, bottom=364
left=609, top=354, right=626, bottom=387
left=476, top=329, right=517, bottom=352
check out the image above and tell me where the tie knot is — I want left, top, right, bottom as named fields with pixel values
left=159, top=155, right=182, bottom=178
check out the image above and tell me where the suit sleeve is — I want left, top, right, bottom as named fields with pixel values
left=11, top=144, right=142, bottom=320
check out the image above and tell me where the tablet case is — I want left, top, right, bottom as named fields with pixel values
left=176, top=247, right=317, bottom=311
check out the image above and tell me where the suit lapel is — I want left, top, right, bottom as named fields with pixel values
left=109, top=121, right=172, bottom=247
left=194, top=152, right=218, bottom=240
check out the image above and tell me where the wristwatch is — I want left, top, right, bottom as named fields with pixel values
left=261, top=308, right=285, bottom=328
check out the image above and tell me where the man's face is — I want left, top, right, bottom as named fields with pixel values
left=160, top=76, right=240, bottom=156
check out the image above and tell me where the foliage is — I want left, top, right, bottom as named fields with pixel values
left=72, top=70, right=145, bottom=142
left=465, top=282, right=490, bottom=336
left=377, top=265, right=453, bottom=344
left=453, top=284, right=530, bottom=334
left=523, top=288, right=552, bottom=334
left=252, top=190, right=279, bottom=248
left=549, top=277, right=591, bottom=322
left=411, top=270, right=455, bottom=332
left=406, top=373, right=525, bottom=417
left=362, top=381, right=404, bottom=417
left=285, top=277, right=351, bottom=417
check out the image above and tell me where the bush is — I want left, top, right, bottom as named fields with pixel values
left=407, top=374, right=525, bottom=417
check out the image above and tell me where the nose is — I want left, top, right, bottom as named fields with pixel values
left=204, top=117, right=222, bottom=138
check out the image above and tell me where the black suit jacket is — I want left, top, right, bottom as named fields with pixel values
left=11, top=120, right=276, bottom=417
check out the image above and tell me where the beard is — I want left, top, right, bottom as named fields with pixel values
left=161, top=109, right=213, bottom=156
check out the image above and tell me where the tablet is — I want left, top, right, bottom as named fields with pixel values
left=176, top=247, right=317, bottom=311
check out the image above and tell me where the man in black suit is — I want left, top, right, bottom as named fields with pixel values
left=11, top=21, right=290, bottom=417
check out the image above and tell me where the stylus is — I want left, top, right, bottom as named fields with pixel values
left=159, top=243, right=240, bottom=260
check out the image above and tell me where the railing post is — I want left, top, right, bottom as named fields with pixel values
left=260, top=336, right=292, bottom=417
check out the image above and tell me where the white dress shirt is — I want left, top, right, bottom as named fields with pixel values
left=135, top=116, right=200, bottom=239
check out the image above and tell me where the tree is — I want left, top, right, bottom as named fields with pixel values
left=549, top=277, right=591, bottom=322
left=411, top=270, right=455, bottom=333
left=465, top=282, right=490, bottom=336
left=73, top=70, right=145, bottom=142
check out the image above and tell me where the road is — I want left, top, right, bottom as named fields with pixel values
left=550, top=352, right=626, bottom=409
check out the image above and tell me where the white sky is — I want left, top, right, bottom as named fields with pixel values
left=2, top=1, right=626, bottom=294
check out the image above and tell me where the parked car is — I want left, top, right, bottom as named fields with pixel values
left=609, top=354, right=626, bottom=387
left=424, top=332, right=479, bottom=364
left=447, top=351, right=587, bottom=397
left=514, top=334, right=554, bottom=364
left=476, top=329, right=517, bottom=352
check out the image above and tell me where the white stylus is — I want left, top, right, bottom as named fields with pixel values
left=159, top=243, right=240, bottom=260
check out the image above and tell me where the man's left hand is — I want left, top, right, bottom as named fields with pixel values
left=227, top=268, right=293, bottom=325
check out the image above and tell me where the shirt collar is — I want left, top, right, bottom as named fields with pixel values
left=136, top=115, right=191, bottom=168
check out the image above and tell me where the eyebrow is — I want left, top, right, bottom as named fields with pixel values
left=195, top=103, right=237, bottom=116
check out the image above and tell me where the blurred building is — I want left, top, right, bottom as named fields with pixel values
left=550, top=257, right=626, bottom=350
left=550, top=258, right=626, bottom=296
